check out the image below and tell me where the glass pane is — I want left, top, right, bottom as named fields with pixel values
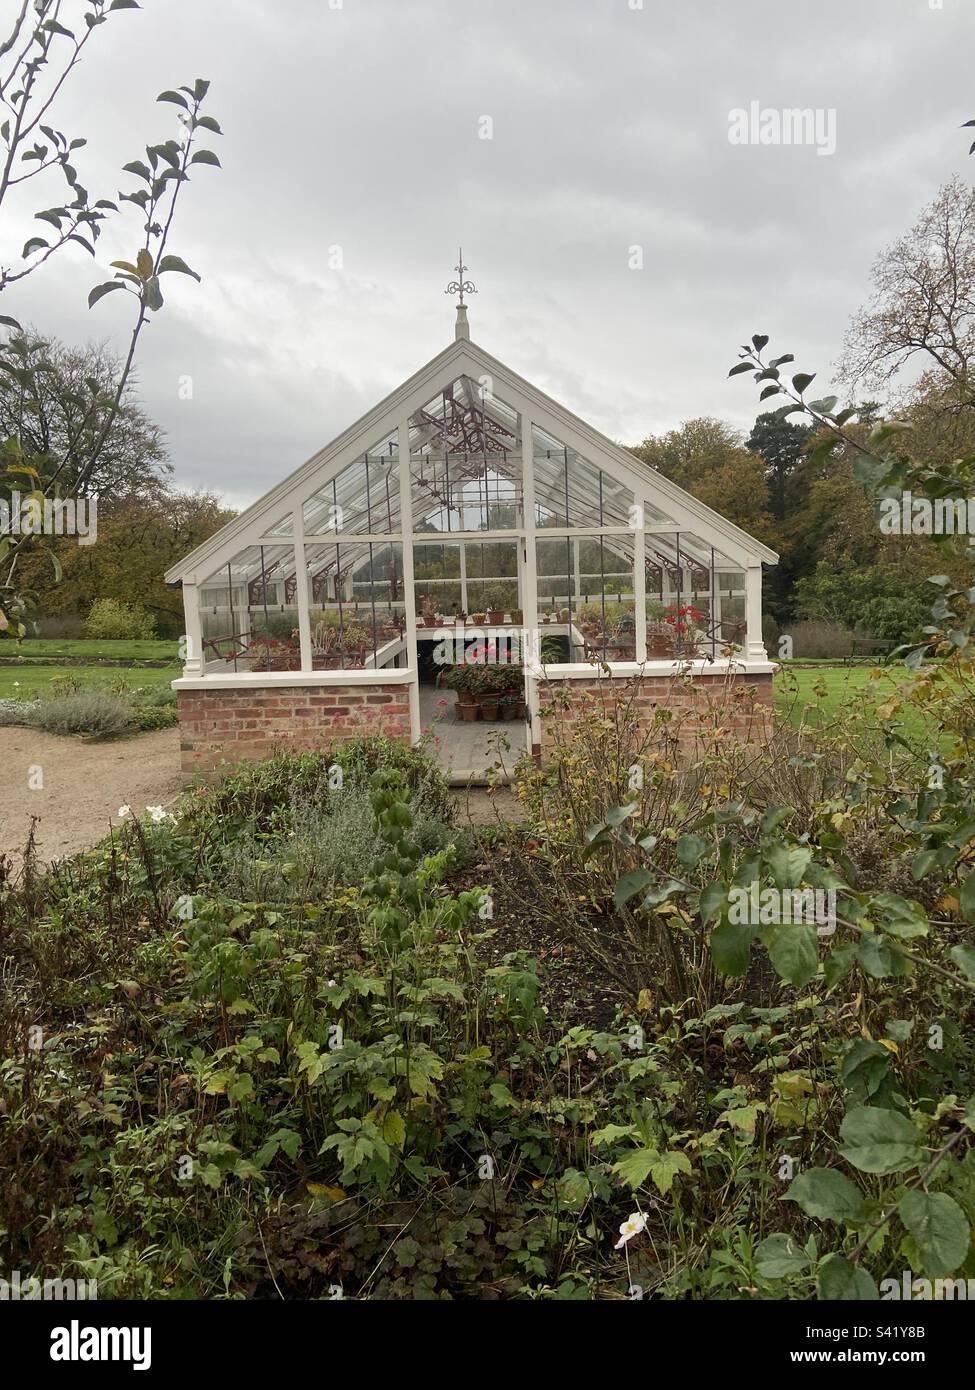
left=410, top=376, right=522, bottom=532
left=304, top=445, right=401, bottom=536
left=532, top=425, right=633, bottom=528
left=304, top=541, right=406, bottom=671
left=536, top=533, right=635, bottom=662
left=199, top=544, right=299, bottom=671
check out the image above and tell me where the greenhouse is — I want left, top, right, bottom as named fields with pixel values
left=166, top=291, right=777, bottom=777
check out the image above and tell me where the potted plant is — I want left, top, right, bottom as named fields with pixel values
left=481, top=584, right=509, bottom=625
left=419, top=594, right=438, bottom=628
left=444, top=663, right=480, bottom=718
left=498, top=663, right=525, bottom=719
left=471, top=611, right=486, bottom=624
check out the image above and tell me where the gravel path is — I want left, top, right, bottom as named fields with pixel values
left=0, top=727, right=183, bottom=866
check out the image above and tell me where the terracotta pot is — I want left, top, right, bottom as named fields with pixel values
left=500, top=698, right=520, bottom=720
left=511, top=609, right=524, bottom=626
left=456, top=689, right=478, bottom=706
left=458, top=702, right=480, bottom=722
left=479, top=695, right=500, bottom=719
left=422, top=617, right=438, bottom=628
left=487, top=610, right=504, bottom=625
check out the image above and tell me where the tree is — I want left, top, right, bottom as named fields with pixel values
left=0, top=3, right=222, bottom=640
left=746, top=411, right=812, bottom=521
left=16, top=490, right=234, bottom=637
left=629, top=417, right=777, bottom=544
left=837, top=177, right=975, bottom=408
left=0, top=328, right=170, bottom=499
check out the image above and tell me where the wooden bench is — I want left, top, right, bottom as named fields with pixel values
left=847, top=636, right=896, bottom=664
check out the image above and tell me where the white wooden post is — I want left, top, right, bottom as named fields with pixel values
left=521, top=414, right=540, bottom=754
left=634, top=523, right=647, bottom=664
left=292, top=507, right=313, bottom=671
left=398, top=419, right=421, bottom=741
left=180, top=579, right=205, bottom=676
left=745, top=561, right=767, bottom=660
left=460, top=538, right=469, bottom=613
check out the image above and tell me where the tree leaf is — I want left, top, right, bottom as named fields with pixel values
left=763, top=922, right=818, bottom=986
left=157, top=90, right=189, bottom=108
left=784, top=1167, right=865, bottom=1222
left=157, top=253, right=201, bottom=281
left=190, top=149, right=221, bottom=167
left=817, top=1254, right=878, bottom=1300
left=87, top=281, right=124, bottom=308
left=839, top=1106, right=922, bottom=1175
left=709, top=919, right=755, bottom=976
left=898, top=1191, right=970, bottom=1277
left=613, top=868, right=655, bottom=909
left=755, top=1232, right=810, bottom=1279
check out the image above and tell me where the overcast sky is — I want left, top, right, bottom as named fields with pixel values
left=2, top=0, right=973, bottom=509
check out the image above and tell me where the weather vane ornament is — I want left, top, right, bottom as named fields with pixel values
left=445, top=248, right=476, bottom=305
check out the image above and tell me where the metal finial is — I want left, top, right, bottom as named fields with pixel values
left=444, top=247, right=476, bottom=305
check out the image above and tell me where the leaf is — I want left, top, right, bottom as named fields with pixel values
left=647, top=1150, right=691, bottom=1195
left=613, top=868, right=655, bottom=908
left=158, top=253, right=201, bottom=281
left=784, top=1168, right=865, bottom=1222
left=763, top=922, right=819, bottom=987
left=839, top=1106, right=922, bottom=1176
left=727, top=362, right=753, bottom=377
left=136, top=247, right=154, bottom=278
left=611, top=1147, right=659, bottom=1190
left=0, top=315, right=22, bottom=331
left=88, top=281, right=124, bottom=308
left=792, top=372, right=816, bottom=394
left=898, top=1191, right=970, bottom=1277
left=709, top=919, right=755, bottom=977
left=751, top=334, right=769, bottom=351
left=950, top=944, right=975, bottom=982
left=766, top=843, right=812, bottom=888
left=157, top=90, right=189, bottom=109
left=755, top=1233, right=810, bottom=1279
left=676, top=833, right=708, bottom=869
left=144, top=275, right=164, bottom=312
left=817, top=1254, right=878, bottom=1301
left=959, top=871, right=975, bottom=924
left=190, top=149, right=221, bottom=167
left=380, top=1110, right=406, bottom=1149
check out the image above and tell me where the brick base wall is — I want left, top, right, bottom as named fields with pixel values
left=177, top=683, right=412, bottom=777
left=535, top=670, right=773, bottom=756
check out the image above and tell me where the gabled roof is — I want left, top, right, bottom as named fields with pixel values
left=166, top=335, right=778, bottom=584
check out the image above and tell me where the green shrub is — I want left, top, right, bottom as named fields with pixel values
left=84, top=598, right=157, bottom=641
left=26, top=689, right=134, bottom=739
left=132, top=703, right=179, bottom=732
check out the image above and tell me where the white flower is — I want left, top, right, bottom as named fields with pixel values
left=117, top=805, right=131, bottom=818
left=145, top=804, right=173, bottom=824
left=614, top=1212, right=647, bottom=1249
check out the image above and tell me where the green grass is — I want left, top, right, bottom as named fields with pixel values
left=775, top=663, right=935, bottom=743
left=9, top=638, right=179, bottom=662
left=0, top=664, right=180, bottom=700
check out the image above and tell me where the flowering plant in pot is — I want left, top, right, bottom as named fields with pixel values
left=496, top=662, right=525, bottom=719
left=664, top=603, right=704, bottom=654
left=419, top=593, right=439, bottom=628
left=443, top=662, right=479, bottom=709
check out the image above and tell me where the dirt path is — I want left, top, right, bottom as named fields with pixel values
left=0, top=728, right=183, bottom=866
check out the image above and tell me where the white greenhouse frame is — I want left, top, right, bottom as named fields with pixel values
left=166, top=312, right=778, bottom=757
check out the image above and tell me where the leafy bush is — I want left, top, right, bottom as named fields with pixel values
left=25, top=689, right=134, bottom=738
left=84, top=598, right=157, bottom=641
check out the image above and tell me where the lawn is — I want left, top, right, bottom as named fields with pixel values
left=774, top=661, right=935, bottom=742
left=10, top=638, right=179, bottom=662
left=0, top=664, right=181, bottom=699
